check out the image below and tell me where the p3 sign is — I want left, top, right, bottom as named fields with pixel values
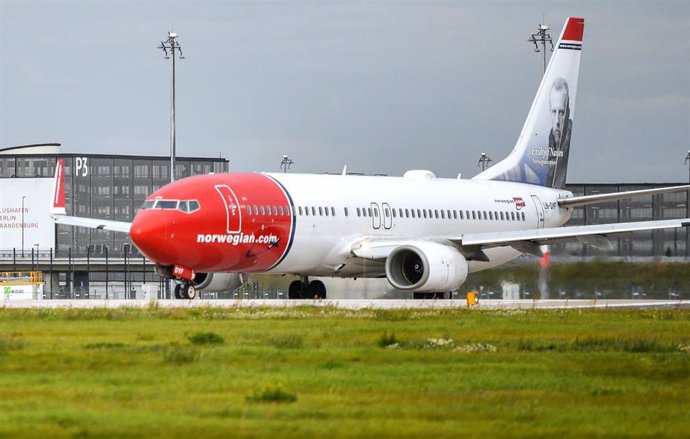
left=215, top=185, right=242, bottom=234
left=75, top=157, right=88, bottom=177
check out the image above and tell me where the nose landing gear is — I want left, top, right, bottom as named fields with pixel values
left=174, top=282, right=197, bottom=300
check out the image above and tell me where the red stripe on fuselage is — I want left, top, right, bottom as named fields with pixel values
left=131, top=173, right=294, bottom=273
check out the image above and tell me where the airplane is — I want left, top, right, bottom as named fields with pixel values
left=50, top=17, right=690, bottom=300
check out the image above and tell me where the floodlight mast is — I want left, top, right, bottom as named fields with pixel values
left=478, top=152, right=492, bottom=171
left=528, top=21, right=554, bottom=76
left=158, top=31, right=185, bottom=182
left=280, top=155, right=294, bottom=173
left=685, top=150, right=690, bottom=183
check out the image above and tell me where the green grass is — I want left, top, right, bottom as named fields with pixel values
left=0, top=306, right=688, bottom=438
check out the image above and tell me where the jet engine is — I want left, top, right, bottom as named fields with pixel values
left=385, top=242, right=468, bottom=292
left=192, top=272, right=246, bottom=292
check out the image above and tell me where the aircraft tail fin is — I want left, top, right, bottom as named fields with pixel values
left=474, top=17, right=584, bottom=189
left=50, top=159, right=66, bottom=216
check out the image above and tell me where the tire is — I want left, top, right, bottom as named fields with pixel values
left=184, top=284, right=197, bottom=300
left=288, top=280, right=303, bottom=299
left=174, top=284, right=182, bottom=299
left=305, top=280, right=327, bottom=299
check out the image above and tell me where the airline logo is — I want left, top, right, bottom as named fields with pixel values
left=559, top=17, right=584, bottom=50
left=514, top=197, right=526, bottom=210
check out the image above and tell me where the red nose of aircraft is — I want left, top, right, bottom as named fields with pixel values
left=130, top=210, right=177, bottom=265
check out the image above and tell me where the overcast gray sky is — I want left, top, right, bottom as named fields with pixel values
left=1, top=0, right=688, bottom=182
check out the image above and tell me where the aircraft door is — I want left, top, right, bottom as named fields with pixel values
left=215, top=185, right=242, bottom=234
left=371, top=202, right=381, bottom=229
left=531, top=195, right=545, bottom=229
left=382, top=203, right=392, bottom=229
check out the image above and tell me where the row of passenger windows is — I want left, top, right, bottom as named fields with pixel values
left=245, top=205, right=291, bottom=216
left=294, top=205, right=527, bottom=222
left=353, top=207, right=527, bottom=222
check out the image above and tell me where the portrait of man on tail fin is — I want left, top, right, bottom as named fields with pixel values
left=546, top=77, right=572, bottom=188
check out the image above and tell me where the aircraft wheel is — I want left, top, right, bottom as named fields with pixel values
left=183, top=284, right=197, bottom=300
left=288, top=280, right=303, bottom=299
left=305, top=280, right=327, bottom=299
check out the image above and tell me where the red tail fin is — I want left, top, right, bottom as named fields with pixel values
left=50, top=159, right=66, bottom=215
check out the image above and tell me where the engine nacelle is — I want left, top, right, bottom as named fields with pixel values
left=385, top=242, right=468, bottom=292
left=192, top=272, right=246, bottom=292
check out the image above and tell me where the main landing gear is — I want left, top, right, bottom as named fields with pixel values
left=174, top=282, right=197, bottom=300
left=288, top=278, right=327, bottom=299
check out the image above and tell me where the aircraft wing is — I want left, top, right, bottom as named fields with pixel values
left=49, top=158, right=132, bottom=234
left=351, top=218, right=690, bottom=261
left=51, top=214, right=132, bottom=234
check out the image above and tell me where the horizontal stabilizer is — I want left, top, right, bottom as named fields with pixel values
left=559, top=185, right=690, bottom=208
left=456, top=218, right=690, bottom=248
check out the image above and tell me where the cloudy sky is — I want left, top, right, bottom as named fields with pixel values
left=1, top=0, right=688, bottom=182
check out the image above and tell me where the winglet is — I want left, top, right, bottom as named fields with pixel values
left=50, top=159, right=66, bottom=216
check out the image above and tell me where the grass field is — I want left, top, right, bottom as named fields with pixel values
left=0, top=305, right=688, bottom=438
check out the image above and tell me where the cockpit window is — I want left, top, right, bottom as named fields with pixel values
left=141, top=199, right=200, bottom=213
left=157, top=200, right=178, bottom=209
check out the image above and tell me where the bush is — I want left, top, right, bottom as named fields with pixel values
left=187, top=332, right=225, bottom=345
left=246, top=384, right=297, bottom=404
left=377, top=331, right=398, bottom=348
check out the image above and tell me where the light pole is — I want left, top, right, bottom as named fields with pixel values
left=280, top=155, right=294, bottom=173
left=685, top=150, right=690, bottom=183
left=528, top=21, right=554, bottom=77
left=478, top=152, right=492, bottom=171
left=159, top=31, right=185, bottom=182
left=21, top=196, right=26, bottom=257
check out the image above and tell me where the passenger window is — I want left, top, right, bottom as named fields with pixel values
left=411, top=209, right=416, bottom=218
left=298, top=206, right=303, bottom=216
left=279, top=206, right=284, bottom=216
left=356, top=207, right=361, bottom=217
left=423, top=210, right=427, bottom=219
left=247, top=205, right=252, bottom=215
left=319, top=207, right=324, bottom=216
left=311, top=207, right=316, bottom=216
left=440, top=210, right=445, bottom=219
left=368, top=208, right=372, bottom=217
left=344, top=207, right=349, bottom=217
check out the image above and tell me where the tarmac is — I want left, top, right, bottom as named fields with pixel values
left=1, top=299, right=688, bottom=309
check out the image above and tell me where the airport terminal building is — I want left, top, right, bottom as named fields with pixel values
left=0, top=143, right=688, bottom=298
left=0, top=143, right=228, bottom=298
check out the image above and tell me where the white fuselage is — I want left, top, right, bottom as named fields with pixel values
left=268, top=172, right=572, bottom=277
